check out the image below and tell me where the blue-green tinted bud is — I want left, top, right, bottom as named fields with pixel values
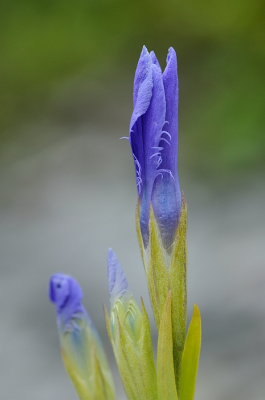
left=108, top=248, right=142, bottom=343
left=49, top=274, right=116, bottom=400
left=104, top=249, right=157, bottom=400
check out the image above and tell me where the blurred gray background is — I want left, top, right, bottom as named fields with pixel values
left=0, top=1, right=265, bottom=399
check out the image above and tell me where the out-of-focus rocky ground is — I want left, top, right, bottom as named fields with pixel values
left=0, top=123, right=264, bottom=400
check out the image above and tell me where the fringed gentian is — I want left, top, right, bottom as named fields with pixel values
left=104, top=249, right=157, bottom=400
left=129, top=47, right=187, bottom=393
left=129, top=46, right=181, bottom=250
left=49, top=273, right=116, bottom=400
left=47, top=45, right=202, bottom=400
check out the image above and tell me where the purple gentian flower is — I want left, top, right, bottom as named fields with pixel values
left=129, top=46, right=181, bottom=249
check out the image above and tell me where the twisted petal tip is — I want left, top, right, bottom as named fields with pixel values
left=107, top=248, right=129, bottom=304
left=49, top=273, right=83, bottom=317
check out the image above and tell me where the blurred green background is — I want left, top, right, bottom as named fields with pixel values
left=1, top=3, right=265, bottom=399
left=0, top=0, right=264, bottom=179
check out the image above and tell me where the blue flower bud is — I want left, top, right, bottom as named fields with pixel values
left=49, top=273, right=116, bottom=400
left=104, top=249, right=157, bottom=400
left=129, top=46, right=181, bottom=249
left=107, top=249, right=142, bottom=342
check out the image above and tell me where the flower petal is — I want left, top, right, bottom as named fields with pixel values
left=151, top=176, right=181, bottom=249
left=160, top=47, right=179, bottom=177
left=107, top=248, right=129, bottom=306
left=131, top=46, right=153, bottom=129
left=49, top=274, right=84, bottom=331
left=151, top=48, right=181, bottom=249
left=129, top=47, right=181, bottom=248
left=137, top=62, right=166, bottom=247
left=150, top=50, right=162, bottom=71
left=129, top=47, right=153, bottom=196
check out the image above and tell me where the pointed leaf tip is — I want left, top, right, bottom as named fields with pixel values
left=180, top=304, right=201, bottom=400
left=157, top=291, right=178, bottom=400
left=141, top=45, right=148, bottom=55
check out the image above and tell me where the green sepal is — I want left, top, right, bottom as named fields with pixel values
left=136, top=199, right=145, bottom=271
left=115, top=312, right=143, bottom=400
left=93, top=341, right=116, bottom=400
left=62, top=346, right=94, bottom=400
left=157, top=291, right=178, bottom=400
left=104, top=301, right=158, bottom=400
left=61, top=318, right=116, bottom=400
left=136, top=194, right=188, bottom=396
left=148, top=207, right=170, bottom=329
left=136, top=201, right=169, bottom=330
left=139, top=298, right=158, bottom=400
left=104, top=305, right=134, bottom=399
left=180, top=304, right=201, bottom=400
left=169, top=194, right=187, bottom=391
left=103, top=304, right=112, bottom=344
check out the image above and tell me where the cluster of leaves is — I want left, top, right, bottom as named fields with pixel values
left=102, top=197, right=201, bottom=400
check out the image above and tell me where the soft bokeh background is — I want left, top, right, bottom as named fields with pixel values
left=0, top=1, right=264, bottom=399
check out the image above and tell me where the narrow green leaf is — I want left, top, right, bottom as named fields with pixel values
left=62, top=315, right=116, bottom=400
left=180, top=304, right=201, bottom=400
left=104, top=305, right=136, bottom=400
left=147, top=207, right=170, bottom=330
left=61, top=348, right=93, bottom=400
left=103, top=304, right=112, bottom=343
left=139, top=298, right=158, bottom=400
left=135, top=199, right=145, bottom=271
left=93, top=343, right=116, bottom=400
left=115, top=313, right=144, bottom=400
left=136, top=203, right=169, bottom=332
left=157, top=291, right=178, bottom=400
left=169, top=195, right=187, bottom=392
